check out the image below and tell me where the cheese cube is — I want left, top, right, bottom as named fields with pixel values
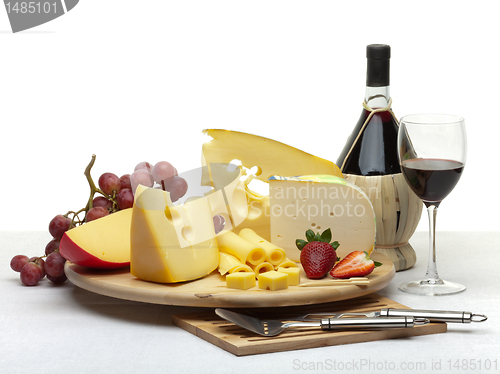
left=277, top=267, right=300, bottom=286
left=226, top=272, right=256, bottom=290
left=269, top=175, right=376, bottom=261
left=258, top=270, right=288, bottom=291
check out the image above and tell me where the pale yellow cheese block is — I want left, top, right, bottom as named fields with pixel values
left=130, top=185, right=219, bottom=283
left=238, top=228, right=286, bottom=266
left=202, top=129, right=343, bottom=240
left=269, top=175, right=376, bottom=262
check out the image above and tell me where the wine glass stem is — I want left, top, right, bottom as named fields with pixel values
left=424, top=204, right=441, bottom=283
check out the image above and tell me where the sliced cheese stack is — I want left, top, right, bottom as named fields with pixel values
left=269, top=175, right=376, bottom=262
left=217, top=228, right=299, bottom=284
left=130, top=184, right=219, bottom=283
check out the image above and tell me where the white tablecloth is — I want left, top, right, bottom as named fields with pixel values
left=1, top=231, right=498, bottom=374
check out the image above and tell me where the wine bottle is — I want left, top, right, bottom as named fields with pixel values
left=335, top=44, right=423, bottom=272
left=336, top=44, right=400, bottom=176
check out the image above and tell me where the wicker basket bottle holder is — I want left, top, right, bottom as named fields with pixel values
left=343, top=173, right=422, bottom=271
left=340, top=101, right=423, bottom=271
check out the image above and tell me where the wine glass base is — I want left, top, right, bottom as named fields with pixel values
left=398, top=279, right=465, bottom=296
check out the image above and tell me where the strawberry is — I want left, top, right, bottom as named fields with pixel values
left=296, top=228, right=339, bottom=279
left=329, top=251, right=382, bottom=279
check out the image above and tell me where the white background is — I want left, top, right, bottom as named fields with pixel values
left=1, top=0, right=498, bottom=232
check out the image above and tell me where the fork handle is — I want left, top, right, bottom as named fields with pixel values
left=379, top=308, right=487, bottom=323
left=320, top=317, right=422, bottom=330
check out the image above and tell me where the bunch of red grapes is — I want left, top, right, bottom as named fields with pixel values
left=10, top=156, right=187, bottom=287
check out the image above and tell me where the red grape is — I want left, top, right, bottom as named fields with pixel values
left=117, top=188, right=134, bottom=209
left=130, top=169, right=154, bottom=193
left=29, top=257, right=46, bottom=278
left=45, top=238, right=60, bottom=256
left=98, top=172, right=121, bottom=195
left=213, top=215, right=225, bottom=234
left=45, top=251, right=66, bottom=278
left=10, top=255, right=29, bottom=272
left=134, top=161, right=153, bottom=172
left=162, top=176, right=188, bottom=202
left=49, top=215, right=71, bottom=239
left=20, top=262, right=43, bottom=286
left=47, top=273, right=67, bottom=284
left=152, top=161, right=176, bottom=183
left=119, top=174, right=132, bottom=190
left=93, top=196, right=112, bottom=210
left=86, top=207, right=109, bottom=222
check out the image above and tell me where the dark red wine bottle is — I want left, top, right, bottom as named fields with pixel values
left=336, top=44, right=401, bottom=176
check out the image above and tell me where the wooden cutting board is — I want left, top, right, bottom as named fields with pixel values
left=65, top=252, right=395, bottom=308
left=172, top=293, right=447, bottom=356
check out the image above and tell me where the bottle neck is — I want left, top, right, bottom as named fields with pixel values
left=364, top=85, right=390, bottom=109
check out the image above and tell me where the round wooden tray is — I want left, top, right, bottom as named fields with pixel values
left=65, top=252, right=395, bottom=308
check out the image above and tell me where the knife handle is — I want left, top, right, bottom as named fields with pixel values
left=379, top=308, right=487, bottom=323
left=320, top=316, right=426, bottom=330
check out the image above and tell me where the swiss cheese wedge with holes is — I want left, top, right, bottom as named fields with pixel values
left=130, top=184, right=219, bottom=283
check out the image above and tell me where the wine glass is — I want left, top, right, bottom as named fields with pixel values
left=398, top=114, right=466, bottom=296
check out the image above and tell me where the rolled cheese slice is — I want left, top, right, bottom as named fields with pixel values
left=238, top=228, right=286, bottom=266
left=218, top=252, right=253, bottom=275
left=228, top=264, right=254, bottom=274
left=275, top=258, right=299, bottom=270
left=216, top=231, right=266, bottom=266
left=269, top=175, right=376, bottom=261
left=250, top=261, right=275, bottom=278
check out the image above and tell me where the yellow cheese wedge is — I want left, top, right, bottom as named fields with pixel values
left=202, top=129, right=343, bottom=183
left=251, top=262, right=274, bottom=278
left=202, top=129, right=343, bottom=240
left=238, top=228, right=286, bottom=266
left=226, top=272, right=256, bottom=290
left=277, top=267, right=300, bottom=286
left=258, top=270, right=289, bottom=291
left=130, top=185, right=219, bottom=283
left=269, top=175, right=376, bottom=261
left=59, top=208, right=132, bottom=269
left=216, top=230, right=265, bottom=266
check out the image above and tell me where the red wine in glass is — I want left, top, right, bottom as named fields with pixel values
left=401, top=158, right=464, bottom=207
left=398, top=113, right=466, bottom=296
